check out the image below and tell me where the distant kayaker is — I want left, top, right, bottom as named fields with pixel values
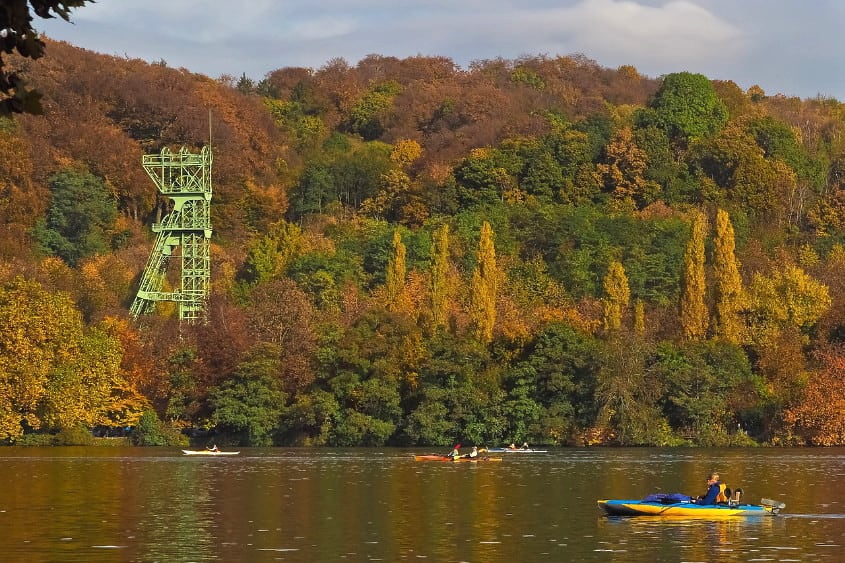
left=468, top=446, right=478, bottom=458
left=521, top=442, right=530, bottom=450
left=508, top=443, right=517, bottom=450
left=694, top=473, right=722, bottom=505
left=208, top=444, right=219, bottom=452
left=448, top=443, right=461, bottom=458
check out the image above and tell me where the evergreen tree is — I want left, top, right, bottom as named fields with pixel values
left=32, top=169, right=118, bottom=266
left=602, top=261, right=631, bottom=331
left=680, top=211, right=708, bottom=340
left=385, top=230, right=407, bottom=312
left=471, top=221, right=498, bottom=343
left=712, top=209, right=744, bottom=343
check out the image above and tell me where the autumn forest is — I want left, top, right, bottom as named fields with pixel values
left=1, top=38, right=845, bottom=447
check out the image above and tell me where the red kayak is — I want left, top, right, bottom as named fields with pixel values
left=413, top=455, right=502, bottom=462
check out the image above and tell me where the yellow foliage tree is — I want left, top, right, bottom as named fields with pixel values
left=471, top=221, right=498, bottom=343
left=746, top=264, right=831, bottom=345
left=244, top=220, right=303, bottom=283
left=360, top=169, right=412, bottom=220
left=594, top=127, right=658, bottom=210
left=633, top=299, right=646, bottom=337
left=390, top=139, right=422, bottom=168
left=0, top=278, right=144, bottom=441
left=385, top=230, right=408, bottom=312
left=430, top=224, right=451, bottom=329
left=602, top=261, right=630, bottom=332
left=680, top=211, right=708, bottom=340
left=712, top=209, right=744, bottom=343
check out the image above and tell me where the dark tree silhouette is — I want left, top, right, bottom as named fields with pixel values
left=1, top=0, right=92, bottom=114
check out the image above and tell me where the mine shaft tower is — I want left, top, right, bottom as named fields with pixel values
left=130, top=146, right=212, bottom=323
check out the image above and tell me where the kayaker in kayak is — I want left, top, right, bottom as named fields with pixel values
left=448, top=443, right=461, bottom=458
left=694, top=472, right=722, bottom=505
left=460, top=446, right=479, bottom=459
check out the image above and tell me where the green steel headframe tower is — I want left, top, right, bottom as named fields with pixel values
left=130, top=146, right=212, bottom=323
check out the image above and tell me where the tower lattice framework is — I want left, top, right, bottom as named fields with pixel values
left=130, top=146, right=212, bottom=323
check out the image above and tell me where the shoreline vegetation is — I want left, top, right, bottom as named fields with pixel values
left=2, top=42, right=845, bottom=448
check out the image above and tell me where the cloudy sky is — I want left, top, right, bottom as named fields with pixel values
left=37, top=0, right=844, bottom=100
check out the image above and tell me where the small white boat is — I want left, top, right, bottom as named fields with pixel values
left=484, top=447, right=548, bottom=453
left=182, top=449, right=240, bottom=456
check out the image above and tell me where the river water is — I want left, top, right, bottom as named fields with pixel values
left=0, top=447, right=843, bottom=562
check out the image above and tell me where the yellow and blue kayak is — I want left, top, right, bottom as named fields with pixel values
left=597, top=498, right=784, bottom=517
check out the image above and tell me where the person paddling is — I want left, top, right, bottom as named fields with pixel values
left=448, top=443, right=461, bottom=458
left=694, top=472, right=722, bottom=505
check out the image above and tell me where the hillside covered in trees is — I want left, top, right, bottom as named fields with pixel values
left=2, top=38, right=845, bottom=447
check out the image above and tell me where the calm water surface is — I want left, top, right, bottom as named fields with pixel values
left=0, top=447, right=843, bottom=562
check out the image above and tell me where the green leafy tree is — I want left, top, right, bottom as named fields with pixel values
left=649, top=340, right=758, bottom=445
left=290, top=163, right=335, bottom=217
left=689, top=123, right=794, bottom=220
left=345, top=80, right=402, bottom=140
left=746, top=115, right=824, bottom=187
left=500, top=364, right=543, bottom=443
left=518, top=322, right=601, bottom=444
left=209, top=344, right=288, bottom=446
left=595, top=337, right=673, bottom=445
left=280, top=389, right=339, bottom=445
left=241, top=220, right=303, bottom=284
left=130, top=410, right=187, bottom=447
left=453, top=147, right=520, bottom=207
left=32, top=169, right=118, bottom=266
left=402, top=386, right=455, bottom=445
left=543, top=124, right=599, bottom=204
left=331, top=142, right=393, bottom=209
left=402, top=333, right=492, bottom=445
left=331, top=409, right=396, bottom=446
left=642, top=72, right=728, bottom=143
left=317, top=309, right=421, bottom=444
left=632, top=125, right=692, bottom=203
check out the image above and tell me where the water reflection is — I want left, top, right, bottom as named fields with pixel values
left=0, top=447, right=844, bottom=561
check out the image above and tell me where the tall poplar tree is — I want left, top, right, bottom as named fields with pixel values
left=680, top=211, right=708, bottom=340
left=633, top=299, right=646, bottom=337
left=471, top=221, right=498, bottom=343
left=603, top=261, right=631, bottom=331
left=430, top=224, right=450, bottom=328
left=712, top=209, right=744, bottom=343
left=385, top=230, right=406, bottom=312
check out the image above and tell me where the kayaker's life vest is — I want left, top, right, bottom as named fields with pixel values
left=715, top=483, right=729, bottom=503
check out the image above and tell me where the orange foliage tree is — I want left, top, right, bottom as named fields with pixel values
left=783, top=347, right=845, bottom=445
